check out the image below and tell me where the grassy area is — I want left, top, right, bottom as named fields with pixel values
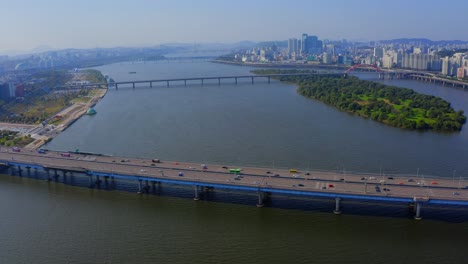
left=0, top=130, right=34, bottom=147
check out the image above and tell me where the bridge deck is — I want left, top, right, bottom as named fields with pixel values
left=57, top=73, right=338, bottom=89
left=1, top=150, right=467, bottom=205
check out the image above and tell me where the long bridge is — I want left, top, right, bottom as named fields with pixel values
left=57, top=73, right=337, bottom=89
left=1, top=149, right=467, bottom=220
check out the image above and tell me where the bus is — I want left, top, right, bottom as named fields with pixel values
left=229, top=168, right=241, bottom=174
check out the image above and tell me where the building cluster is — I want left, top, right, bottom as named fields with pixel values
left=232, top=35, right=468, bottom=79
left=0, top=71, right=28, bottom=101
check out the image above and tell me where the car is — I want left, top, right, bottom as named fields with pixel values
left=387, top=177, right=394, bottom=180
left=266, top=171, right=271, bottom=174
left=222, top=166, right=228, bottom=169
left=274, top=174, right=280, bottom=177
left=361, top=177, right=366, bottom=180
left=37, top=149, right=47, bottom=154
left=12, top=147, right=21, bottom=152
left=305, top=172, right=310, bottom=175
left=383, top=188, right=390, bottom=191
left=140, top=169, right=146, bottom=172
left=178, top=172, right=184, bottom=176
left=298, top=184, right=304, bottom=187
left=407, top=179, right=415, bottom=182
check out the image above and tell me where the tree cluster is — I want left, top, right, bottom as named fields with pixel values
left=270, top=73, right=465, bottom=132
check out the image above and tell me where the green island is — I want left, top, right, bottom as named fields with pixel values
left=252, top=69, right=466, bottom=132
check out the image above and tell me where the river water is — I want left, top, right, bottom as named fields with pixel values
left=1, top=61, right=467, bottom=263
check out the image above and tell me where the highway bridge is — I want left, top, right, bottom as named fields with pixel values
left=1, top=149, right=467, bottom=220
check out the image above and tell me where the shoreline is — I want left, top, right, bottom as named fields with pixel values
left=24, top=88, right=108, bottom=150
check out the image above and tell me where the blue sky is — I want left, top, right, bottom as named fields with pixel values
left=1, top=0, right=466, bottom=53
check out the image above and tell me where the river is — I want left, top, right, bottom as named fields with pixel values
left=1, top=60, right=467, bottom=264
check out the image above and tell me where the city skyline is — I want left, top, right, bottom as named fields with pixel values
left=1, top=0, right=468, bottom=54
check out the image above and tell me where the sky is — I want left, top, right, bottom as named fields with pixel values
left=1, top=0, right=467, bottom=54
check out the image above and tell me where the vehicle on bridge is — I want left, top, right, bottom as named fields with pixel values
left=38, top=149, right=47, bottom=154
left=61, top=152, right=71, bottom=157
left=12, top=147, right=21, bottom=152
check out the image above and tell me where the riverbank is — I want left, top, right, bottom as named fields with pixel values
left=24, top=88, right=107, bottom=150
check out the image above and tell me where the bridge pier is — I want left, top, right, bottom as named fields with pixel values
left=334, top=197, right=342, bottom=214
left=218, top=78, right=221, bottom=85
left=115, top=84, right=118, bottom=90
left=26, top=166, right=31, bottom=176
left=34, top=167, right=38, bottom=177
left=95, top=175, right=102, bottom=187
left=184, top=80, right=187, bottom=87
left=137, top=179, right=143, bottom=194
left=88, top=175, right=93, bottom=188
left=46, top=169, right=51, bottom=181
left=268, top=76, right=271, bottom=83
left=17, top=165, right=23, bottom=177
left=150, top=82, right=152, bottom=88
left=235, top=77, right=238, bottom=85
left=201, top=79, right=204, bottom=86
left=414, top=202, right=422, bottom=220
left=194, top=185, right=200, bottom=201
left=251, top=76, right=254, bottom=84
left=256, top=192, right=265, bottom=207
left=132, top=83, right=135, bottom=89
left=166, top=81, right=169, bottom=88
left=54, top=169, right=59, bottom=180
left=144, top=180, right=150, bottom=193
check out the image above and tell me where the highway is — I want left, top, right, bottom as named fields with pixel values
left=1, top=149, right=467, bottom=204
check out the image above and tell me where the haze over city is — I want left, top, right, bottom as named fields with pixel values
left=1, top=0, right=467, bottom=54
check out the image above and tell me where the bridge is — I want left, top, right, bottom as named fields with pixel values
left=57, top=73, right=337, bottom=90
left=1, top=149, right=467, bottom=220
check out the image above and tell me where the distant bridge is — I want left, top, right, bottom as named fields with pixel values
left=57, top=73, right=339, bottom=90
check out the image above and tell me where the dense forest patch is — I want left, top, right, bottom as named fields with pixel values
left=252, top=69, right=466, bottom=132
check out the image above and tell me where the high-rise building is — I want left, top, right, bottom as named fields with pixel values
left=288, top=38, right=299, bottom=55
left=300, top=34, right=322, bottom=55
left=323, top=52, right=332, bottom=64
left=457, top=67, right=465, bottom=79
left=301, top=33, right=308, bottom=54
left=0, top=83, right=11, bottom=101
left=402, top=53, right=441, bottom=71
left=374, top=47, right=384, bottom=59
left=382, top=55, right=393, bottom=68
left=442, top=57, right=450, bottom=75
left=15, top=84, right=25, bottom=97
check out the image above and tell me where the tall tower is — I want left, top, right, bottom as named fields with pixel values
left=301, top=33, right=308, bottom=54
